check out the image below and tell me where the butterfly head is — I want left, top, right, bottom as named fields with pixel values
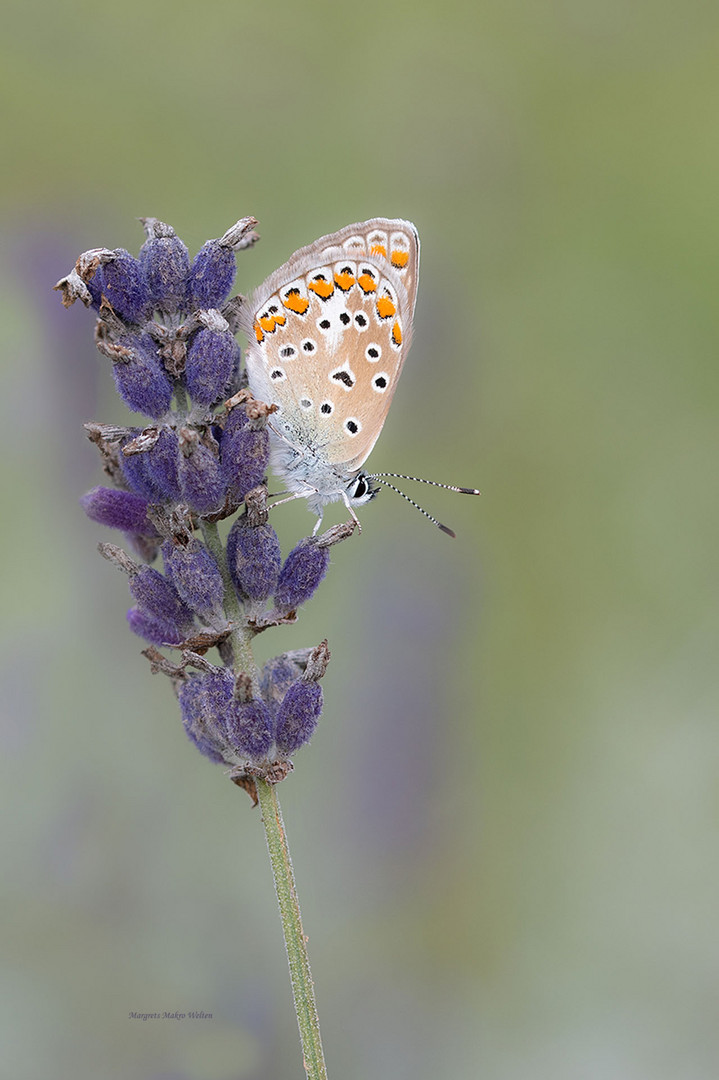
left=346, top=472, right=380, bottom=507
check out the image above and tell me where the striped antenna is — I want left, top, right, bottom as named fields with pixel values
left=368, top=472, right=480, bottom=496
left=370, top=477, right=458, bottom=537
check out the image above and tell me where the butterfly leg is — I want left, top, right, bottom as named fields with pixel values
left=267, top=489, right=317, bottom=511
left=340, top=492, right=362, bottom=534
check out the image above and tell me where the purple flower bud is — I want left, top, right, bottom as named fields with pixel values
left=223, top=699, right=274, bottom=761
left=162, top=539, right=225, bottom=620
left=120, top=437, right=158, bottom=500
left=177, top=435, right=226, bottom=515
left=178, top=671, right=231, bottom=763
left=182, top=717, right=226, bottom=763
left=274, top=539, right=330, bottom=612
left=186, top=241, right=236, bottom=310
left=275, top=681, right=323, bottom=755
left=185, top=218, right=257, bottom=310
left=260, top=654, right=306, bottom=709
left=97, top=249, right=150, bottom=323
left=86, top=269, right=104, bottom=310
left=185, top=324, right=239, bottom=406
left=220, top=407, right=269, bottom=503
left=144, top=428, right=181, bottom=501
left=139, top=220, right=190, bottom=314
left=129, top=566, right=195, bottom=634
left=111, top=332, right=173, bottom=419
left=80, top=486, right=157, bottom=535
left=226, top=517, right=281, bottom=602
left=126, top=605, right=185, bottom=645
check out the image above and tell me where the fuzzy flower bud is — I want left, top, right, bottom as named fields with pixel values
left=128, top=565, right=195, bottom=635
left=178, top=670, right=232, bottom=763
left=260, top=652, right=309, bottom=710
left=162, top=539, right=225, bottom=621
left=139, top=219, right=190, bottom=315
left=97, top=330, right=173, bottom=419
left=274, top=538, right=330, bottom=612
left=275, top=682, right=323, bottom=755
left=185, top=217, right=258, bottom=311
left=177, top=429, right=226, bottom=515
left=226, top=515, right=281, bottom=602
left=223, top=698, right=274, bottom=761
left=220, top=405, right=270, bottom=504
left=80, top=486, right=157, bottom=535
left=144, top=427, right=181, bottom=501
left=185, top=311, right=239, bottom=406
left=94, top=249, right=150, bottom=324
left=120, top=433, right=158, bottom=500
left=126, top=605, right=186, bottom=646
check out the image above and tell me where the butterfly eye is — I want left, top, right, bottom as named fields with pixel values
left=353, top=477, right=368, bottom=499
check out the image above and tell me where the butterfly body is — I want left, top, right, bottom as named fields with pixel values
left=240, top=218, right=420, bottom=524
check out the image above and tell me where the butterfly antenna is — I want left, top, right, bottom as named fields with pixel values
left=371, top=477, right=457, bottom=537
left=369, top=472, right=480, bottom=496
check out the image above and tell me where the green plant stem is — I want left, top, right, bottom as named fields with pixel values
left=256, top=777, right=328, bottom=1080
left=202, top=516, right=328, bottom=1076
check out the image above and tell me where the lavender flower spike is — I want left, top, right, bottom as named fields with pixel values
left=60, top=215, right=362, bottom=1080
left=63, top=220, right=355, bottom=782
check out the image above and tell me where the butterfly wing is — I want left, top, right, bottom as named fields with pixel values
left=240, top=219, right=419, bottom=475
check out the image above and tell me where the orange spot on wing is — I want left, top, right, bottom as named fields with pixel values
left=273, top=313, right=286, bottom=327
left=392, top=321, right=402, bottom=345
left=370, top=243, right=387, bottom=257
left=376, top=296, right=396, bottom=320
left=358, top=273, right=377, bottom=293
left=334, top=270, right=356, bottom=291
left=254, top=322, right=264, bottom=343
left=391, top=250, right=409, bottom=268
left=308, top=278, right=334, bottom=299
left=259, top=315, right=276, bottom=333
left=283, top=291, right=309, bottom=314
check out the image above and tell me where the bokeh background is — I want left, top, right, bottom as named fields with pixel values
left=2, top=2, right=718, bottom=1078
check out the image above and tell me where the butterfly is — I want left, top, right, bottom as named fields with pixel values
left=239, top=218, right=478, bottom=535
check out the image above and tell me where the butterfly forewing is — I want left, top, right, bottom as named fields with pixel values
left=241, top=218, right=419, bottom=477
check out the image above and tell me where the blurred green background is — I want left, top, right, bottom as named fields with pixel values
left=2, top=1, right=718, bottom=1077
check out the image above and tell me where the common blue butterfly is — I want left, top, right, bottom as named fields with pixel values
left=240, top=219, right=478, bottom=534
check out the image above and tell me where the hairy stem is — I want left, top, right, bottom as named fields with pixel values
left=256, top=777, right=328, bottom=1080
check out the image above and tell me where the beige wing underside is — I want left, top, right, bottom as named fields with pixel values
left=240, top=219, right=420, bottom=473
